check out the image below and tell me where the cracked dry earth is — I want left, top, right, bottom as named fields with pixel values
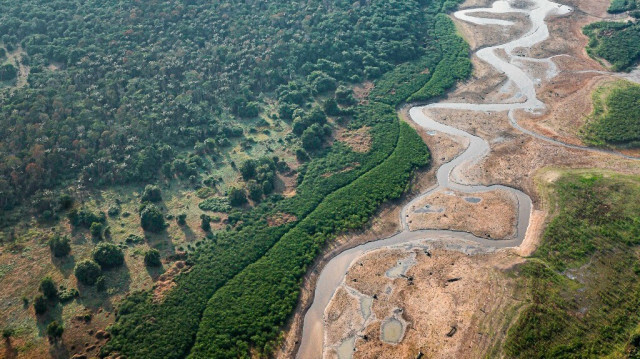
left=315, top=0, right=640, bottom=358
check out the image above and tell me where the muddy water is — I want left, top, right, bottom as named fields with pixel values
left=293, top=0, right=629, bottom=357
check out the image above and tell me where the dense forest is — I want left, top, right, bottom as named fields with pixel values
left=582, top=80, right=640, bottom=148
left=0, top=0, right=472, bottom=357
left=503, top=173, right=640, bottom=358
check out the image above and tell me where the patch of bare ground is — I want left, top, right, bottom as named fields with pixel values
left=335, top=126, right=372, bottom=153
left=274, top=171, right=298, bottom=198
left=321, top=164, right=358, bottom=178
left=324, top=247, right=524, bottom=359
left=152, top=260, right=189, bottom=303
left=352, top=82, right=374, bottom=104
left=266, top=212, right=297, bottom=227
left=274, top=114, right=466, bottom=359
left=406, top=188, right=517, bottom=239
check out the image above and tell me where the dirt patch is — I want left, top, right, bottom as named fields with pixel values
left=335, top=126, right=373, bottom=153
left=321, top=164, right=358, bottom=178
left=324, top=247, right=524, bottom=359
left=353, top=82, right=374, bottom=104
left=275, top=171, right=298, bottom=198
left=266, top=212, right=297, bottom=227
left=406, top=188, right=517, bottom=239
left=152, top=261, right=189, bottom=303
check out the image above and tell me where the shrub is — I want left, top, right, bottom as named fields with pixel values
left=200, top=214, right=211, bottom=232
left=92, top=242, right=125, bottom=269
left=141, top=185, right=162, bottom=203
left=199, top=198, right=231, bottom=212
left=58, top=287, right=79, bottom=303
left=48, top=235, right=71, bottom=257
left=144, top=249, right=162, bottom=267
left=33, top=295, right=48, bottom=315
left=39, top=277, right=58, bottom=300
left=177, top=213, right=187, bottom=226
left=46, top=321, right=64, bottom=340
left=90, top=222, right=103, bottom=239
left=74, top=260, right=101, bottom=285
left=140, top=204, right=166, bottom=232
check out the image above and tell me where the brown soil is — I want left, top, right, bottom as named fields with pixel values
left=324, top=247, right=524, bottom=359
left=353, top=82, right=375, bottom=104
left=406, top=188, right=517, bottom=239
left=152, top=261, right=189, bottom=303
left=266, top=212, right=298, bottom=227
left=335, top=126, right=373, bottom=153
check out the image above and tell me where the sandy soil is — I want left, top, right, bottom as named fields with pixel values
left=324, top=246, right=524, bottom=359
left=406, top=188, right=517, bottom=239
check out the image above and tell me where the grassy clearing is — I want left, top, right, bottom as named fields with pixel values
left=581, top=80, right=640, bottom=148
left=502, top=171, right=640, bottom=358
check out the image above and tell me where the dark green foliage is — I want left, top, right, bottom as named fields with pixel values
left=2, top=328, right=13, bottom=339
left=102, top=0, right=469, bottom=357
left=504, top=174, right=640, bottom=358
left=584, top=21, right=640, bottom=72
left=583, top=81, right=640, bottom=147
left=140, top=204, right=166, bottom=233
left=74, top=260, right=101, bottom=285
left=33, top=295, right=48, bottom=315
left=107, top=205, right=120, bottom=217
left=96, top=276, right=106, bottom=292
left=177, top=213, right=187, bottom=226
left=240, top=160, right=257, bottom=180
left=198, top=198, right=231, bottom=212
left=39, top=277, right=58, bottom=300
left=46, top=321, right=64, bottom=340
left=92, top=242, right=124, bottom=269
left=141, top=185, right=162, bottom=203
left=200, top=214, right=211, bottom=232
left=144, top=249, right=162, bottom=267
left=90, top=222, right=103, bottom=239
left=0, top=63, right=16, bottom=81
left=228, top=188, right=247, bottom=207
left=57, top=287, right=79, bottom=303
left=48, top=235, right=71, bottom=257
left=68, top=208, right=106, bottom=228
left=609, top=0, right=637, bottom=13
left=124, top=234, right=144, bottom=245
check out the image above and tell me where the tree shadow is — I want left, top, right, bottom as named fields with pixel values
left=145, top=264, right=166, bottom=281
left=48, top=338, right=70, bottom=359
left=51, top=254, right=76, bottom=279
left=178, top=224, right=197, bottom=243
left=3, top=337, right=18, bottom=359
left=76, top=262, right=132, bottom=313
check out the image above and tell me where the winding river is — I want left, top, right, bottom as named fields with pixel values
left=295, top=0, right=631, bottom=357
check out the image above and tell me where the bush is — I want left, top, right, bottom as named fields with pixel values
left=92, top=243, right=125, bottom=269
left=144, top=249, right=162, bottom=267
left=140, top=204, right=166, bottom=232
left=39, top=277, right=58, bottom=300
left=90, top=222, right=103, bottom=239
left=177, top=213, right=187, bottom=226
left=46, top=321, right=64, bottom=340
left=74, top=260, right=102, bottom=285
left=200, top=214, right=211, bottom=232
left=58, top=287, right=79, bottom=303
left=33, top=295, right=48, bottom=315
left=48, top=235, right=71, bottom=257
left=228, top=188, right=247, bottom=207
left=141, top=185, right=162, bottom=203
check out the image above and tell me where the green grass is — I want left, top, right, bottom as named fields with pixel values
left=503, top=172, right=640, bottom=358
left=582, top=80, right=640, bottom=148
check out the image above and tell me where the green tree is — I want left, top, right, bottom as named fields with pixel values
left=90, top=222, right=103, bottom=239
left=177, top=213, right=187, bottom=226
left=200, top=214, right=211, bottom=232
left=140, top=204, right=166, bottom=232
left=39, top=277, right=58, bottom=300
left=248, top=181, right=263, bottom=202
left=141, top=185, right=162, bottom=203
left=46, top=321, right=64, bottom=341
left=74, top=260, right=101, bottom=285
left=92, top=243, right=124, bottom=269
left=240, top=160, right=257, bottom=180
left=144, top=249, right=162, bottom=267
left=228, top=188, right=247, bottom=207
left=48, top=235, right=71, bottom=257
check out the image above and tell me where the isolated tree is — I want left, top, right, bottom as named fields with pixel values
left=144, top=249, right=162, bottom=267
left=240, top=160, right=257, bottom=180
left=48, top=235, right=71, bottom=257
left=140, top=204, right=166, bottom=232
left=39, top=277, right=58, bottom=300
left=177, top=213, right=187, bottom=226
left=200, top=214, right=211, bottom=232
left=92, top=243, right=124, bottom=269
left=74, top=260, right=101, bottom=285
left=141, top=185, right=162, bottom=203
